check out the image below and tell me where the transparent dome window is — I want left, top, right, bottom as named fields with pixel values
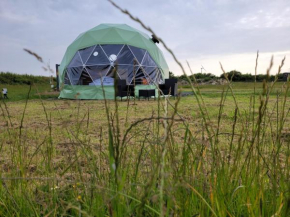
left=64, top=44, right=164, bottom=86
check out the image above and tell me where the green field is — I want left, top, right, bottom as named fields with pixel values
left=1, top=82, right=287, bottom=101
left=0, top=84, right=57, bottom=101
left=0, top=82, right=289, bottom=216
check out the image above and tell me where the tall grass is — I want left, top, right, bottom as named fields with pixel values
left=0, top=2, right=290, bottom=216
left=0, top=76, right=289, bottom=217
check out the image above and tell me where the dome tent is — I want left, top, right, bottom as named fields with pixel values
left=58, top=23, right=169, bottom=99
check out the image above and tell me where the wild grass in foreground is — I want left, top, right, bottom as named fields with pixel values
left=0, top=73, right=289, bottom=216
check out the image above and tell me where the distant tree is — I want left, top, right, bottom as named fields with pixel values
left=178, top=74, right=187, bottom=81
left=177, top=72, right=217, bottom=83
left=256, top=74, right=266, bottom=81
left=193, top=73, right=217, bottom=82
left=219, top=70, right=281, bottom=82
left=220, top=70, right=243, bottom=81
left=175, top=70, right=284, bottom=83
left=242, top=73, right=254, bottom=82
left=169, top=71, right=176, bottom=79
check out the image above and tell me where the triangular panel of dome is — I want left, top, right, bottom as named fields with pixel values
left=127, top=66, right=140, bottom=84
left=86, top=65, right=115, bottom=86
left=105, top=66, right=118, bottom=79
left=86, top=65, right=110, bottom=81
left=141, top=66, right=159, bottom=84
left=79, top=46, right=96, bottom=64
left=68, top=52, right=83, bottom=67
left=64, top=69, right=71, bottom=85
left=128, top=45, right=146, bottom=64
left=117, top=65, right=137, bottom=82
left=66, top=66, right=83, bottom=85
left=126, top=66, right=141, bottom=84
left=130, top=67, right=149, bottom=85
left=155, top=70, right=163, bottom=84
left=141, top=52, right=157, bottom=67
left=86, top=45, right=110, bottom=66
left=78, top=68, right=93, bottom=85
left=101, top=44, right=124, bottom=59
left=116, top=45, right=136, bottom=65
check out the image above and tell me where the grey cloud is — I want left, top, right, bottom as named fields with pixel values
left=0, top=0, right=289, bottom=75
left=175, top=26, right=290, bottom=58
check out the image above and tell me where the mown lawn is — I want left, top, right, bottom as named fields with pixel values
left=0, top=84, right=58, bottom=101
left=1, top=82, right=287, bottom=101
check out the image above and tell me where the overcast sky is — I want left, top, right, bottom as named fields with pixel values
left=1, top=0, right=290, bottom=77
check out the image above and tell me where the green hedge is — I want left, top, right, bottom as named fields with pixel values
left=0, top=72, right=56, bottom=85
left=170, top=70, right=285, bottom=83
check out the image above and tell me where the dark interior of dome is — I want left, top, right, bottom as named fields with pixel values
left=64, top=44, right=164, bottom=86
left=78, top=69, right=93, bottom=85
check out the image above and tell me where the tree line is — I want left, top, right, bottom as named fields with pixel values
left=170, top=70, right=285, bottom=82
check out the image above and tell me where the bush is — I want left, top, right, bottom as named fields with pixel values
left=171, top=70, right=284, bottom=83
left=0, top=72, right=55, bottom=85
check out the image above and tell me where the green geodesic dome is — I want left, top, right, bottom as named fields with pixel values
left=58, top=23, right=169, bottom=99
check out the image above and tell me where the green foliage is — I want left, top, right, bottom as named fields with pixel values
left=169, top=71, right=176, bottom=78
left=0, top=72, right=54, bottom=85
left=172, top=70, right=285, bottom=83
left=192, top=73, right=216, bottom=82
left=176, top=73, right=217, bottom=82
left=219, top=70, right=285, bottom=82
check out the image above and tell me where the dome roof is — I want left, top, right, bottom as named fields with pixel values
left=59, top=24, right=169, bottom=84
